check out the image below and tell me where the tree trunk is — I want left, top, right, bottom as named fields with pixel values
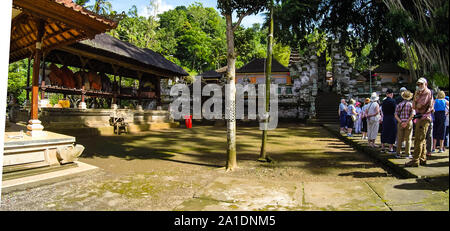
left=225, top=14, right=237, bottom=171
left=259, top=0, right=274, bottom=162
left=403, top=36, right=417, bottom=83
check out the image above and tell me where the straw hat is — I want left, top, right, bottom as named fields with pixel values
left=370, top=92, right=379, bottom=101
left=437, top=90, right=445, bottom=99
left=401, top=90, right=413, bottom=100
left=349, top=99, right=356, bottom=105
left=365, top=98, right=371, bottom=103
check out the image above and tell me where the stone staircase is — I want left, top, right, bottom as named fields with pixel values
left=309, top=92, right=342, bottom=125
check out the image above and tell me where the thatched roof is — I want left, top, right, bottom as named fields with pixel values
left=237, top=58, right=289, bottom=73
left=77, top=33, right=188, bottom=76
left=45, top=33, right=188, bottom=79
left=198, top=70, right=222, bottom=79
left=373, top=63, right=409, bottom=74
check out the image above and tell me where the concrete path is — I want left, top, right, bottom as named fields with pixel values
left=175, top=177, right=448, bottom=211
left=1, top=125, right=448, bottom=211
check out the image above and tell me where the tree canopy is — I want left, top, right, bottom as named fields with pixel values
left=271, top=0, right=448, bottom=85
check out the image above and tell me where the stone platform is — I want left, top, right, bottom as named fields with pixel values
left=3, top=129, right=76, bottom=173
left=2, top=161, right=98, bottom=194
left=10, top=108, right=179, bottom=137
left=323, top=123, right=449, bottom=179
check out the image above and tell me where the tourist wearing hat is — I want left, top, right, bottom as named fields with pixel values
left=432, top=90, right=449, bottom=153
left=338, top=99, right=348, bottom=133
left=346, top=99, right=357, bottom=137
left=406, top=77, right=434, bottom=167
left=394, top=90, right=415, bottom=158
left=381, top=89, right=397, bottom=154
left=366, top=92, right=381, bottom=148
left=395, top=87, right=408, bottom=104
left=361, top=98, right=371, bottom=139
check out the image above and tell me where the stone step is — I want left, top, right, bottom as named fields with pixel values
left=316, top=119, right=338, bottom=122
left=317, top=113, right=339, bottom=116
left=2, top=162, right=78, bottom=181
left=316, top=110, right=339, bottom=113
left=3, top=161, right=49, bottom=174
left=316, top=118, right=339, bottom=121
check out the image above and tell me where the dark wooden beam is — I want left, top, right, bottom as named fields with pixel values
left=13, top=0, right=116, bottom=36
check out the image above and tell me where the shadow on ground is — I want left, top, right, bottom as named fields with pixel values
left=393, top=177, right=449, bottom=192
left=77, top=125, right=391, bottom=179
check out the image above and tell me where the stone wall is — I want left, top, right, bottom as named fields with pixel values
left=10, top=107, right=177, bottom=136
left=287, top=45, right=324, bottom=119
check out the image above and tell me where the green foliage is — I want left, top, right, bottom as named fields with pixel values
left=74, top=0, right=89, bottom=6
left=108, top=4, right=161, bottom=53
left=217, top=0, right=268, bottom=16
left=271, top=0, right=320, bottom=47
left=106, top=2, right=285, bottom=76
left=425, top=64, right=449, bottom=88
left=8, top=59, right=29, bottom=105
left=49, top=94, right=65, bottom=106
left=429, top=72, right=449, bottom=88
left=273, top=0, right=406, bottom=67
left=235, top=24, right=268, bottom=68
left=353, top=44, right=372, bottom=71
left=155, top=3, right=227, bottom=73
left=385, top=0, right=449, bottom=77
left=273, top=42, right=291, bottom=67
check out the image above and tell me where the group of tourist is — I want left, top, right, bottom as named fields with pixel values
left=338, top=77, right=449, bottom=167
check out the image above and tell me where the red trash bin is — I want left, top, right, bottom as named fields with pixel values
left=184, top=115, right=192, bottom=128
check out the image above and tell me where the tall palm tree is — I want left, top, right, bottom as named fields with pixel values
left=85, top=0, right=113, bottom=16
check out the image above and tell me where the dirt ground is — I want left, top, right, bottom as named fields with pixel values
left=1, top=125, right=395, bottom=211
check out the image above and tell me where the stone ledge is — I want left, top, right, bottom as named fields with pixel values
left=322, top=124, right=449, bottom=179
left=1, top=161, right=99, bottom=194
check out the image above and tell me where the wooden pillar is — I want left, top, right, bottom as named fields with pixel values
left=118, top=76, right=122, bottom=106
left=26, top=57, right=31, bottom=102
left=40, top=55, right=46, bottom=100
left=137, top=72, right=143, bottom=106
left=156, top=76, right=161, bottom=106
left=81, top=72, right=86, bottom=103
left=112, top=75, right=117, bottom=105
left=78, top=56, right=88, bottom=109
left=27, top=19, right=46, bottom=136
left=111, top=65, right=119, bottom=107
